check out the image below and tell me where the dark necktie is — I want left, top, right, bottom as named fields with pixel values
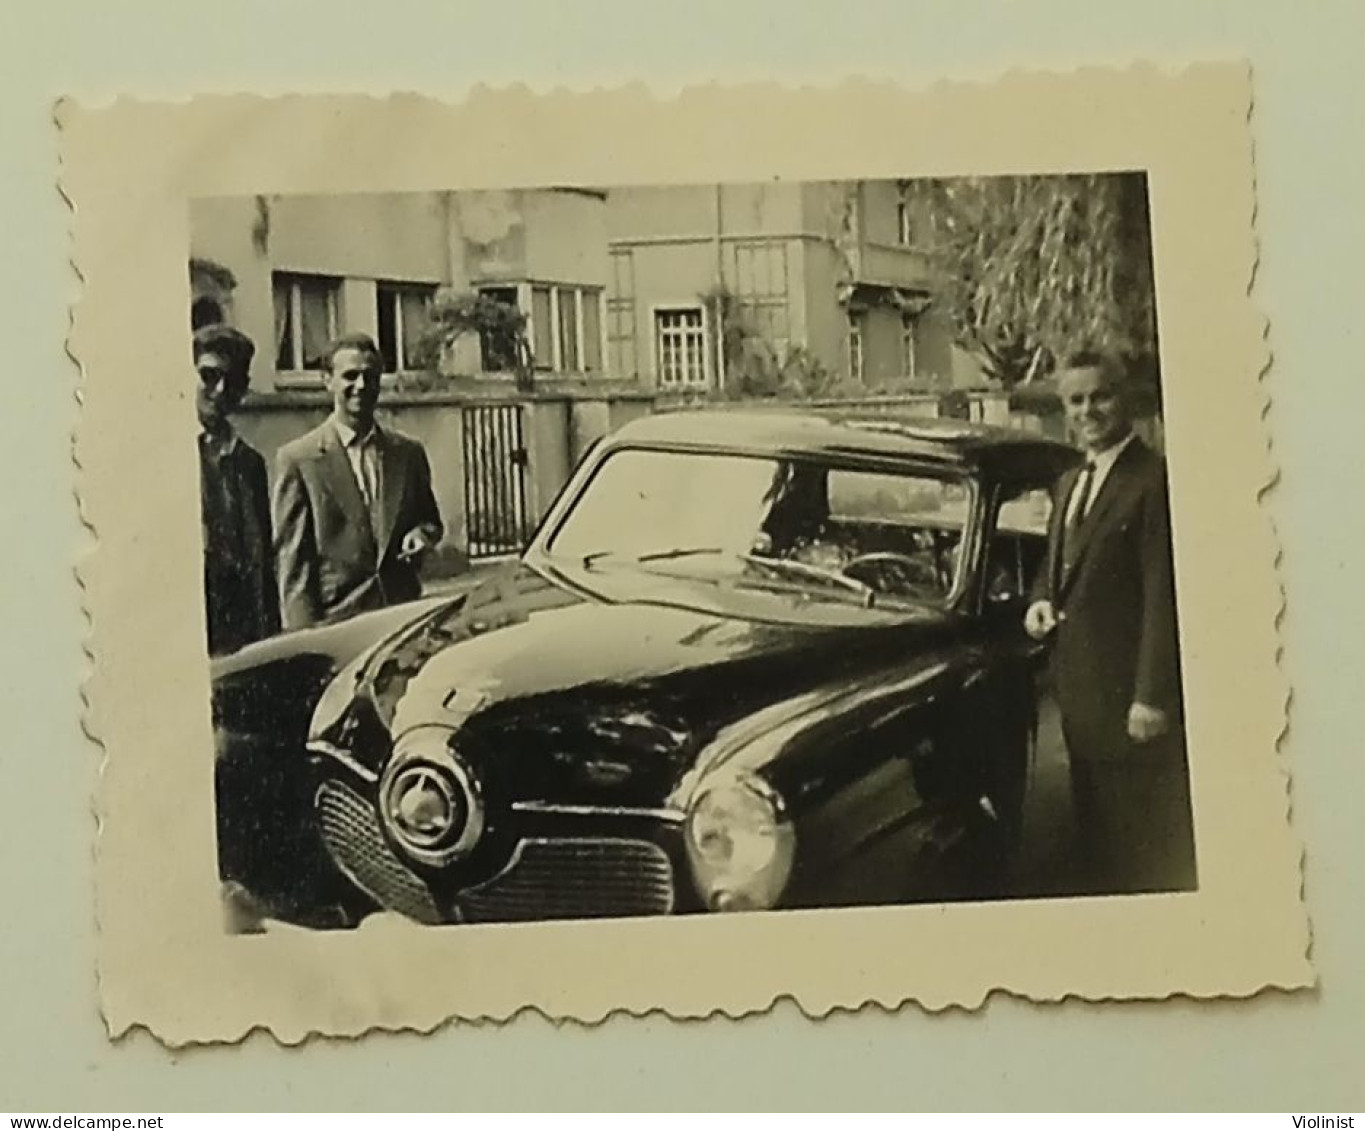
left=1059, top=459, right=1097, bottom=582
left=1069, top=459, right=1097, bottom=528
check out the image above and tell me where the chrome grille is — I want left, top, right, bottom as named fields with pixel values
left=316, top=779, right=440, bottom=924
left=459, top=837, right=675, bottom=923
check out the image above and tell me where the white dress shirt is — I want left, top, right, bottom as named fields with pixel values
left=1064, top=430, right=1137, bottom=525
left=331, top=417, right=382, bottom=521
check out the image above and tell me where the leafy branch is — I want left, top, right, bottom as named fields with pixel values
left=416, top=287, right=535, bottom=392
left=901, top=173, right=1158, bottom=387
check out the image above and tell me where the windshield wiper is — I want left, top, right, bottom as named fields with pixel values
left=739, top=553, right=875, bottom=606
left=582, top=546, right=725, bottom=569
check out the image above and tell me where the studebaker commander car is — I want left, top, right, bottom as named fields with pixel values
left=213, top=410, right=1078, bottom=929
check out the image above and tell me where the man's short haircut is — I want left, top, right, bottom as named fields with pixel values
left=192, top=324, right=255, bottom=388
left=1058, top=349, right=1157, bottom=417
left=1060, top=349, right=1124, bottom=381
left=325, top=332, right=384, bottom=373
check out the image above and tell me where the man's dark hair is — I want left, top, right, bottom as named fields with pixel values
left=1060, top=349, right=1123, bottom=379
left=324, top=331, right=384, bottom=374
left=192, top=324, right=255, bottom=389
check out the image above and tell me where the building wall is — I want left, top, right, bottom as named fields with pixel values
left=522, top=191, right=611, bottom=285
left=799, top=181, right=855, bottom=243
left=190, top=189, right=612, bottom=390
left=794, top=240, right=849, bottom=378
left=858, top=179, right=904, bottom=248
left=193, top=182, right=950, bottom=395
left=607, top=183, right=806, bottom=242
left=451, top=189, right=610, bottom=288
left=911, top=309, right=955, bottom=388
left=189, top=196, right=276, bottom=392
left=267, top=192, right=449, bottom=281
left=567, top=394, right=657, bottom=465
left=609, top=183, right=818, bottom=389
left=607, top=185, right=721, bottom=240
left=860, top=306, right=907, bottom=386
left=522, top=398, right=573, bottom=525
left=636, top=241, right=716, bottom=386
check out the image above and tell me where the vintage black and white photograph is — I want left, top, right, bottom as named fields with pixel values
left=70, top=70, right=1309, bottom=1039
left=197, top=174, right=1197, bottom=933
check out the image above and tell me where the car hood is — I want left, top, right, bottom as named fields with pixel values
left=328, top=561, right=960, bottom=808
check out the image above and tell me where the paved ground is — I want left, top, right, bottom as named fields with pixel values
left=1010, top=695, right=1085, bottom=898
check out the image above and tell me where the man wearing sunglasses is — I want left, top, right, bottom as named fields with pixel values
left=194, top=324, right=280, bottom=656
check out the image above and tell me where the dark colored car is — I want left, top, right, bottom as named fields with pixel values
left=214, top=409, right=1077, bottom=928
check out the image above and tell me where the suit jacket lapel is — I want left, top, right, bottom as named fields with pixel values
left=1057, top=438, right=1144, bottom=598
left=317, top=426, right=377, bottom=553
left=1047, top=464, right=1080, bottom=599
left=374, top=429, right=406, bottom=556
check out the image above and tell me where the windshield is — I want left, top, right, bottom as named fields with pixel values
left=545, top=447, right=973, bottom=608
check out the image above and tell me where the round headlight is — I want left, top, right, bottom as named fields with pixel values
left=686, top=775, right=795, bottom=912
left=378, top=727, right=484, bottom=867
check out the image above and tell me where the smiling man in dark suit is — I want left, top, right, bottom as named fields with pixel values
left=273, top=332, right=443, bottom=630
left=1024, top=352, right=1196, bottom=894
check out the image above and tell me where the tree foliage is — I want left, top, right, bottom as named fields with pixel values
left=699, top=284, right=861, bottom=402
left=416, top=287, right=535, bottom=391
left=901, top=173, right=1158, bottom=387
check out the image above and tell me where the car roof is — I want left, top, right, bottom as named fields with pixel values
left=607, top=406, right=1080, bottom=480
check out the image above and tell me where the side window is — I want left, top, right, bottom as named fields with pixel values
left=986, top=485, right=1055, bottom=604
left=827, top=470, right=970, bottom=526
left=997, top=486, right=1053, bottom=536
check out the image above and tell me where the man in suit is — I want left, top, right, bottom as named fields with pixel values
left=195, top=324, right=280, bottom=656
left=273, top=332, right=443, bottom=630
left=1024, top=352, right=1196, bottom=894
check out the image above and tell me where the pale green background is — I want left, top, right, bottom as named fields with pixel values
left=1, top=0, right=1360, bottom=1112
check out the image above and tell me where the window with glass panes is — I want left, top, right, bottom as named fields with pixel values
left=897, top=197, right=913, bottom=245
left=524, top=284, right=603, bottom=373
left=847, top=313, right=865, bottom=383
left=273, top=273, right=340, bottom=372
left=477, top=286, right=521, bottom=372
left=654, top=307, right=708, bottom=389
left=730, top=241, right=790, bottom=355
left=376, top=281, right=437, bottom=373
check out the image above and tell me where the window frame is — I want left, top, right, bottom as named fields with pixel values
left=272, top=272, right=341, bottom=379
left=978, top=477, right=1058, bottom=614
left=897, top=197, right=913, bottom=246
left=847, top=312, right=865, bottom=384
left=651, top=303, right=710, bottom=390
left=540, top=445, right=980, bottom=614
left=474, top=284, right=523, bottom=374
left=376, top=279, right=439, bottom=375
left=480, top=282, right=605, bottom=376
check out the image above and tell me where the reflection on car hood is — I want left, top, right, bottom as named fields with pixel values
left=339, top=561, right=957, bottom=808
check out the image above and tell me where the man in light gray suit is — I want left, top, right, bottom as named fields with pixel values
left=272, top=333, right=443, bottom=630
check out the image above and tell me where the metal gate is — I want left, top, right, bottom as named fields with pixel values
left=461, top=403, right=530, bottom=560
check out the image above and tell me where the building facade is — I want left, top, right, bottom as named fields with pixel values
left=190, top=188, right=613, bottom=391
left=603, top=180, right=982, bottom=393
left=188, top=184, right=995, bottom=565
left=190, top=188, right=628, bottom=563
